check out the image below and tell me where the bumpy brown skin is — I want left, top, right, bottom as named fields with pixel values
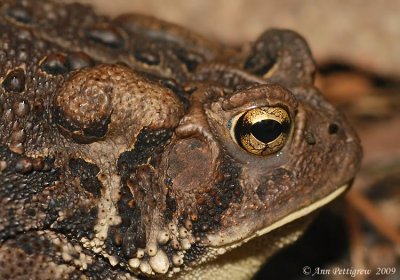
left=0, top=1, right=362, bottom=280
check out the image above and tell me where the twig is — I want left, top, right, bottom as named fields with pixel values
left=346, top=190, right=400, bottom=245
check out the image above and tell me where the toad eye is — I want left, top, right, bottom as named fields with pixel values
left=230, top=107, right=291, bottom=155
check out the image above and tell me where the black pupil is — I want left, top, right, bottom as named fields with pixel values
left=250, top=119, right=283, bottom=143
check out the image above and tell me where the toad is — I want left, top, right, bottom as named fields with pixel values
left=0, top=1, right=362, bottom=279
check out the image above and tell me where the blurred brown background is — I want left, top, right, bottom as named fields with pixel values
left=70, top=1, right=400, bottom=279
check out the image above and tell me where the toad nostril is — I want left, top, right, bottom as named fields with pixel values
left=328, top=123, right=339, bottom=134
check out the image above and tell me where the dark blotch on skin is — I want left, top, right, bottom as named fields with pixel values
left=69, top=158, right=101, bottom=197
left=165, top=191, right=177, bottom=221
left=54, top=105, right=111, bottom=143
left=183, top=243, right=207, bottom=263
left=2, top=68, right=26, bottom=93
left=244, top=51, right=276, bottom=76
left=66, top=52, right=95, bottom=71
left=0, top=146, right=58, bottom=198
left=0, top=146, right=58, bottom=242
left=6, top=5, right=32, bottom=24
left=173, top=49, right=204, bottom=72
left=133, top=49, right=160, bottom=66
left=54, top=206, right=98, bottom=239
left=41, top=53, right=68, bottom=75
left=81, top=259, right=130, bottom=280
left=6, top=231, right=123, bottom=279
left=103, top=129, right=172, bottom=260
left=117, top=128, right=173, bottom=178
left=104, top=183, right=145, bottom=259
left=13, top=232, right=53, bottom=256
left=192, top=155, right=243, bottom=235
left=85, top=25, right=125, bottom=49
left=141, top=72, right=190, bottom=109
left=123, top=222, right=147, bottom=258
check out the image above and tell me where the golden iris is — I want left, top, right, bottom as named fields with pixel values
left=231, top=107, right=291, bottom=155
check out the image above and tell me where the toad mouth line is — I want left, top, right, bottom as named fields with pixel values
left=220, top=183, right=350, bottom=248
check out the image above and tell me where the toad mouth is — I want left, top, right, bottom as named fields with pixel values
left=212, top=183, right=350, bottom=248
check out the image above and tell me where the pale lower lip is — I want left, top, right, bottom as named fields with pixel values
left=252, top=183, right=349, bottom=238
